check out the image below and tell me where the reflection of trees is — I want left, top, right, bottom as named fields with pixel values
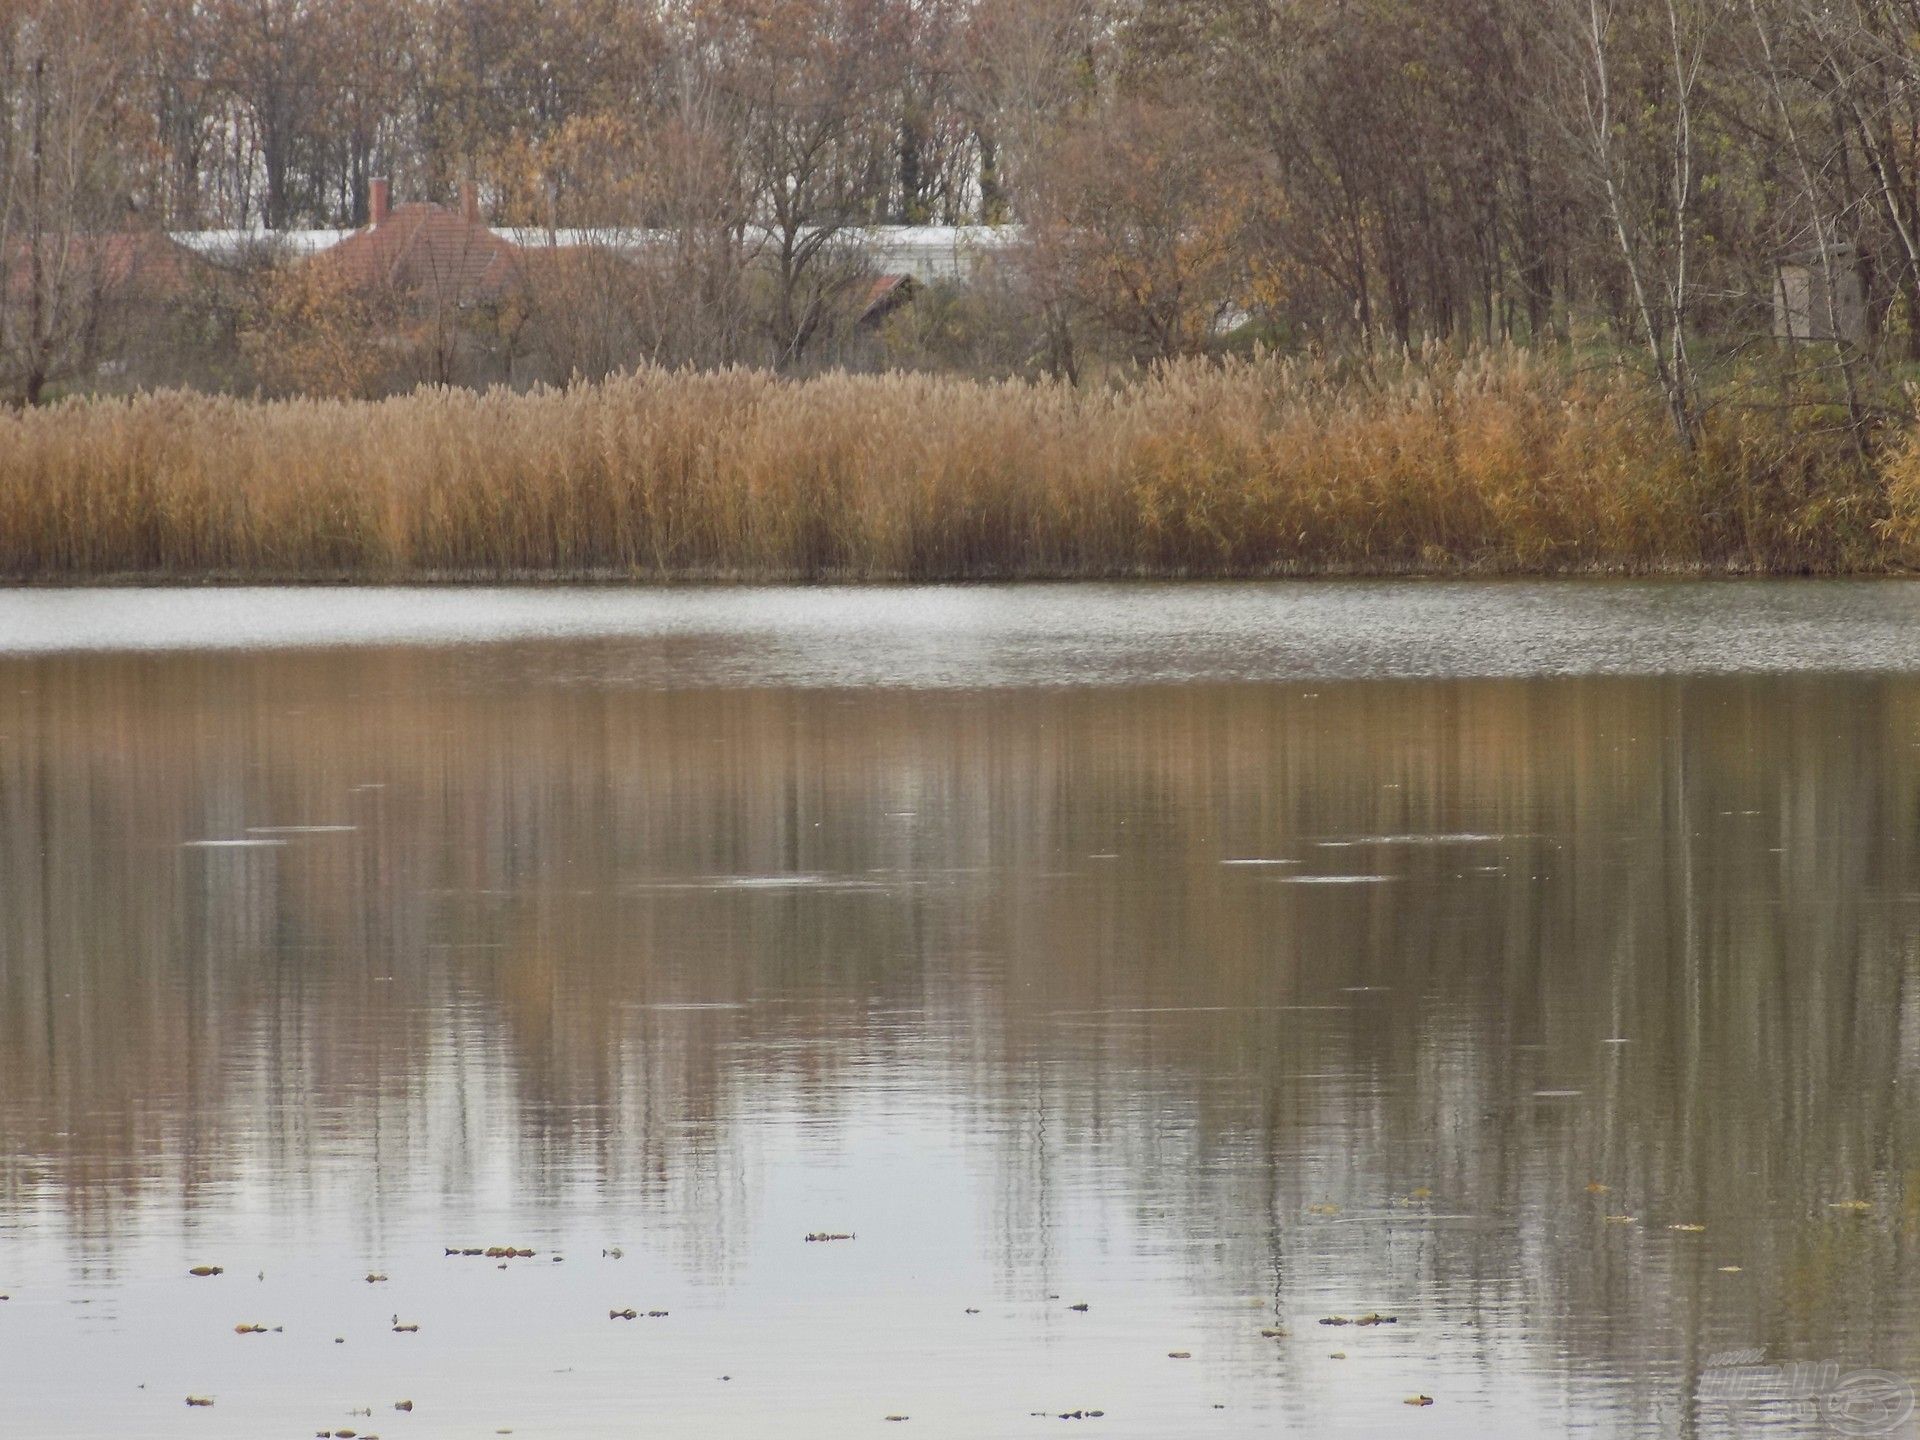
left=0, top=650, right=1915, bottom=1418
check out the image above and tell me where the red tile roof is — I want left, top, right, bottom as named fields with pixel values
left=317, top=202, right=521, bottom=303
left=2, top=231, right=201, bottom=304
left=858, top=272, right=917, bottom=325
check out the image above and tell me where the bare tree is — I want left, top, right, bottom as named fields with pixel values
left=1551, top=0, right=1708, bottom=446
left=0, top=0, right=145, bottom=404
left=709, top=0, right=893, bottom=369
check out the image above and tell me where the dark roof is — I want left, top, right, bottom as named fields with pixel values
left=317, top=202, right=521, bottom=303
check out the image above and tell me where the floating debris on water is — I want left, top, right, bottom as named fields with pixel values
left=1668, top=1223, right=1706, bottom=1233
left=610, top=1309, right=638, bottom=1320
left=1307, top=1204, right=1340, bottom=1216
left=1827, top=1200, right=1873, bottom=1213
left=1167, top=1351, right=1191, bottom=1359
left=805, top=1233, right=855, bottom=1243
left=602, top=1248, right=624, bottom=1259
left=1356, top=1314, right=1397, bottom=1326
left=187, top=1266, right=223, bottom=1278
left=1068, top=1303, right=1089, bottom=1312
left=393, top=1401, right=413, bottom=1412
left=1259, top=1328, right=1287, bottom=1338
left=1586, top=1182, right=1611, bottom=1195
left=391, top=1322, right=418, bottom=1333
left=185, top=1396, right=214, bottom=1407
left=883, top=1416, right=909, bottom=1422
left=1718, top=1265, right=1744, bottom=1274
left=1056, top=1410, right=1105, bottom=1419
left=1405, top=1394, right=1434, bottom=1407
left=232, top=1323, right=280, bottom=1335
left=365, top=1273, right=389, bottom=1284
left=1408, top=1187, right=1432, bottom=1200
left=1318, top=1317, right=1350, bottom=1327
left=1604, top=1215, right=1636, bottom=1225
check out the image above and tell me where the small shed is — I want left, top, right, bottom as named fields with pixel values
left=1774, top=244, right=1866, bottom=344
left=857, top=273, right=918, bottom=328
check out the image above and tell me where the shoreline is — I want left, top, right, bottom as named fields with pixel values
left=0, top=562, right=1912, bottom=587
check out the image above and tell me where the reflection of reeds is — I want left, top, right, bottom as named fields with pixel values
left=2, top=659, right=1915, bottom=1392
left=0, top=352, right=1897, bottom=579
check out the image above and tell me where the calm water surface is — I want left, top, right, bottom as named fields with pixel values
left=1, top=583, right=1917, bottom=1438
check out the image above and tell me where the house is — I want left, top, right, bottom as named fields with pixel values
left=2, top=229, right=204, bottom=307
left=311, top=179, right=521, bottom=307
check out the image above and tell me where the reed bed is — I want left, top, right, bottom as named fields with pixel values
left=0, top=351, right=1904, bottom=581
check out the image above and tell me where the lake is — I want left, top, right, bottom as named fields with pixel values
left=1, top=582, right=1917, bottom=1438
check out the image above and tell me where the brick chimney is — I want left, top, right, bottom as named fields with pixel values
left=369, top=177, right=390, bottom=227
left=461, top=180, right=480, bottom=226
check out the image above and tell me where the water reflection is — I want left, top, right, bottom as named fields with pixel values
left=1, top=645, right=1916, bottom=1437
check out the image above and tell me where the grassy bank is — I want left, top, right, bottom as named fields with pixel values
left=0, top=351, right=1912, bottom=581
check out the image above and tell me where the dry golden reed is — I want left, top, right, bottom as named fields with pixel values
left=0, top=351, right=1901, bottom=580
